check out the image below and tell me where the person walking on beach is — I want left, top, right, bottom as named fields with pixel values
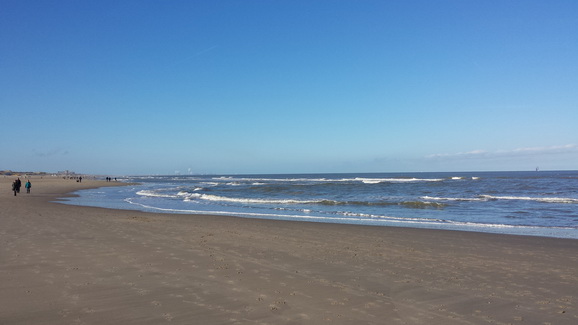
left=12, top=180, right=18, bottom=196
left=25, top=180, right=31, bottom=194
left=15, top=178, right=21, bottom=193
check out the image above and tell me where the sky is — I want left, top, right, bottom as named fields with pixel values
left=1, top=0, right=577, bottom=175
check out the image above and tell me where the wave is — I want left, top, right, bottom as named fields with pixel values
left=213, top=176, right=333, bottom=183
left=187, top=193, right=318, bottom=205
left=423, top=194, right=578, bottom=204
left=480, top=195, right=578, bottom=204
left=399, top=201, right=446, bottom=209
left=179, top=193, right=446, bottom=209
left=177, top=188, right=202, bottom=195
left=125, top=198, right=445, bottom=223
left=449, top=176, right=480, bottom=180
left=136, top=190, right=180, bottom=199
left=124, top=198, right=575, bottom=234
left=421, top=196, right=486, bottom=202
left=318, top=200, right=445, bottom=209
left=200, top=182, right=220, bottom=186
left=212, top=176, right=445, bottom=184
left=133, top=175, right=475, bottom=186
left=354, top=177, right=444, bottom=184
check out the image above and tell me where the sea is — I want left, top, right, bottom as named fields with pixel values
left=60, top=171, right=578, bottom=239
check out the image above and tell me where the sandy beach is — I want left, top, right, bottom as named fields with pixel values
left=1, top=177, right=576, bottom=324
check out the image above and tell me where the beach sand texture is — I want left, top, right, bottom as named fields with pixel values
left=1, top=177, right=577, bottom=324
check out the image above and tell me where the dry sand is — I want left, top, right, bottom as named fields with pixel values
left=1, top=176, right=577, bottom=324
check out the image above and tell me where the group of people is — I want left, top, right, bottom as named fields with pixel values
left=11, top=178, right=31, bottom=196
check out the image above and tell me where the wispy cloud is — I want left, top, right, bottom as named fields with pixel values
left=426, top=144, right=578, bottom=160
left=166, top=45, right=218, bottom=68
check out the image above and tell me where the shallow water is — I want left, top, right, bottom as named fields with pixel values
left=60, top=171, right=578, bottom=239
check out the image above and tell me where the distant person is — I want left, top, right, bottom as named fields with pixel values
left=25, top=180, right=31, bottom=194
left=12, top=180, right=18, bottom=196
left=15, top=178, right=21, bottom=193
left=79, top=176, right=82, bottom=183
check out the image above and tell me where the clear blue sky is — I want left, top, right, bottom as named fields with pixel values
left=2, top=1, right=577, bottom=175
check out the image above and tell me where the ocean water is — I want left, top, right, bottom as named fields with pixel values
left=60, top=171, right=578, bottom=239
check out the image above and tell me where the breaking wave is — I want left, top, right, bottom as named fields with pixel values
left=422, top=195, right=578, bottom=204
left=173, top=193, right=447, bottom=209
left=213, top=176, right=445, bottom=184
left=480, top=195, right=578, bottom=204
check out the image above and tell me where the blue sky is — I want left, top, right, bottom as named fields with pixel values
left=1, top=1, right=577, bottom=175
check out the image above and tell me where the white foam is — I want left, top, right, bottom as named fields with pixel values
left=358, top=179, right=382, bottom=184
left=480, top=195, right=578, bottom=204
left=136, top=190, right=179, bottom=198
left=355, top=177, right=444, bottom=184
left=125, top=198, right=444, bottom=225
left=195, top=194, right=319, bottom=205
left=421, top=196, right=486, bottom=202
left=208, top=176, right=445, bottom=184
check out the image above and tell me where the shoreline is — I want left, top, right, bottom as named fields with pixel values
left=1, top=177, right=577, bottom=324
left=60, top=176, right=578, bottom=240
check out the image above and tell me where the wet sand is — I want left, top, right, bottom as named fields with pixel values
left=1, top=176, right=577, bottom=324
